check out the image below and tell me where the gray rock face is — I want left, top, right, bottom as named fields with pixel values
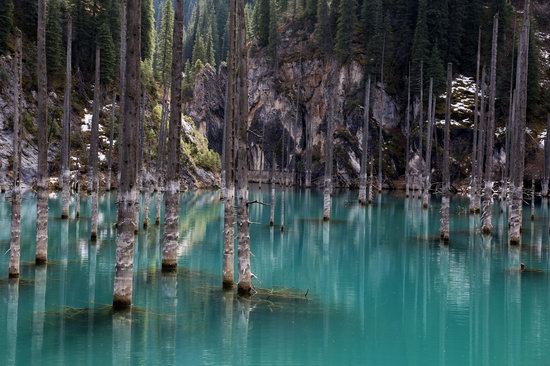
left=188, top=40, right=400, bottom=188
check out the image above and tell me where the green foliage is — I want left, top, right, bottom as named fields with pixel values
left=141, top=0, right=155, bottom=61
left=97, top=21, right=116, bottom=85
left=411, top=0, right=429, bottom=88
left=305, top=0, right=317, bottom=21
left=22, top=111, right=37, bottom=139
left=334, top=0, right=357, bottom=63
left=425, top=44, right=446, bottom=95
left=182, top=117, right=221, bottom=172
left=255, top=0, right=270, bottom=47
left=205, top=27, right=216, bottom=67
left=315, top=0, right=331, bottom=58
left=268, top=0, right=279, bottom=65
left=0, top=0, right=14, bottom=55
left=46, top=0, right=63, bottom=77
left=153, top=0, right=174, bottom=84
left=192, top=34, right=207, bottom=66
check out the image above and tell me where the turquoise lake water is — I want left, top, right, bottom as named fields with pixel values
left=0, top=189, right=549, bottom=365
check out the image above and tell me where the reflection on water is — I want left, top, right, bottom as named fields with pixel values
left=0, top=190, right=550, bottom=365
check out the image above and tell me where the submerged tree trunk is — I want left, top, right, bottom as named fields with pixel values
left=323, top=66, right=335, bottom=221
left=107, top=91, right=116, bottom=191
left=90, top=48, right=101, bottom=241
left=422, top=79, right=434, bottom=209
left=502, top=21, right=517, bottom=203
left=113, top=0, right=140, bottom=310
left=474, top=68, right=487, bottom=214
left=236, top=0, right=252, bottom=296
left=543, top=114, right=550, bottom=197
left=509, top=0, right=530, bottom=245
left=359, top=76, right=371, bottom=205
left=405, top=67, right=411, bottom=198
left=470, top=28, right=482, bottom=214
left=9, top=29, right=23, bottom=278
left=440, top=63, right=452, bottom=242
left=61, top=19, right=72, bottom=219
left=481, top=14, right=499, bottom=235
left=156, top=90, right=169, bottom=225
left=223, top=0, right=237, bottom=289
left=36, top=0, right=48, bottom=265
left=418, top=61, right=424, bottom=199
left=162, top=0, right=184, bottom=271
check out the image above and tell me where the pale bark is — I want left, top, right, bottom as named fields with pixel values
left=9, top=29, right=23, bottom=278
left=323, top=66, right=335, bottom=221
left=509, top=0, right=530, bottom=245
left=405, top=67, right=411, bottom=198
left=36, top=0, right=48, bottom=264
left=543, top=114, right=550, bottom=197
left=107, top=91, right=116, bottom=191
left=162, top=0, right=184, bottom=271
left=359, top=76, right=371, bottom=205
left=418, top=61, right=424, bottom=199
left=530, top=179, right=535, bottom=221
left=90, top=48, right=101, bottom=241
left=502, top=21, right=517, bottom=202
left=113, top=0, right=140, bottom=310
left=422, top=79, right=434, bottom=209
left=236, top=0, right=252, bottom=296
left=61, top=18, right=72, bottom=219
left=156, top=90, right=169, bottom=225
left=368, top=158, right=374, bottom=204
left=440, top=63, right=452, bottom=242
left=223, top=0, right=238, bottom=289
left=118, top=0, right=127, bottom=182
left=481, top=14, right=499, bottom=235
left=473, top=68, right=487, bottom=213
left=470, top=28, right=481, bottom=213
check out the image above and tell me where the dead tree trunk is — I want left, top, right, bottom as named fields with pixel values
left=473, top=68, right=487, bottom=213
left=481, top=14, right=499, bottom=235
left=470, top=27, right=481, bottom=213
left=236, top=0, right=252, bottom=296
left=323, top=62, right=335, bottom=221
left=405, top=66, right=411, bottom=198
left=36, top=0, right=48, bottom=265
left=9, top=29, right=23, bottom=278
left=358, top=76, right=371, bottom=205
left=422, top=78, right=434, bottom=209
left=90, top=48, right=101, bottom=241
left=440, top=63, right=452, bottom=242
left=113, top=0, right=140, bottom=310
left=61, top=18, right=72, bottom=219
left=543, top=113, right=550, bottom=197
left=269, top=152, right=275, bottom=226
left=223, top=0, right=237, bottom=289
left=417, top=61, right=424, bottom=199
left=156, top=90, right=169, bottom=225
left=502, top=20, right=517, bottom=202
left=162, top=0, right=184, bottom=271
left=107, top=91, right=116, bottom=191
left=509, top=0, right=530, bottom=245
left=118, top=0, right=127, bottom=189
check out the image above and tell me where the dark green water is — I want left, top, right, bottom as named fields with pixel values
left=0, top=189, right=549, bottom=366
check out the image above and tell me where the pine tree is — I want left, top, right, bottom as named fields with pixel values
left=0, top=0, right=14, bottom=54
left=97, top=21, right=116, bottom=84
left=411, top=0, right=429, bottom=85
left=46, top=0, right=63, bottom=76
left=329, top=0, right=340, bottom=38
left=153, top=0, right=174, bottom=83
left=14, top=0, right=37, bottom=42
left=205, top=26, right=216, bottom=66
left=316, top=0, right=331, bottom=57
left=334, top=0, right=357, bottom=63
left=268, top=0, right=278, bottom=65
left=255, top=0, right=270, bottom=47
left=425, top=44, right=445, bottom=94
left=141, top=0, right=155, bottom=61
left=192, top=33, right=207, bottom=66
left=305, top=0, right=317, bottom=20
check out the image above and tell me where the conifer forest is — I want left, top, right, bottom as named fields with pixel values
left=1, top=0, right=550, bottom=365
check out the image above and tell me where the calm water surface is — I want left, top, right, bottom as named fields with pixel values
left=0, top=189, right=550, bottom=366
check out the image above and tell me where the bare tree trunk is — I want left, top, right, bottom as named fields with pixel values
left=113, top=0, right=140, bottom=310
left=270, top=159, right=275, bottom=225
left=543, top=114, right=550, bottom=197
left=61, top=19, right=72, bottom=219
left=474, top=68, right=487, bottom=213
left=236, top=0, right=252, bottom=296
left=162, top=0, right=184, bottom=271
left=107, top=91, right=116, bottom=191
left=36, top=0, right=48, bottom=265
left=323, top=63, right=335, bottom=221
left=502, top=21, right=517, bottom=202
left=90, top=48, right=101, bottom=241
left=9, top=29, right=23, bottom=278
left=510, top=1, right=530, bottom=245
left=118, top=0, right=127, bottom=190
left=418, top=61, right=424, bottom=199
left=481, top=14, right=499, bottom=235
left=223, top=0, right=238, bottom=289
left=440, top=63, right=452, bottom=242
left=156, top=89, right=169, bottom=225
left=422, top=78, right=434, bottom=209
left=530, top=179, right=535, bottom=221
left=405, top=66, right=411, bottom=198
left=359, top=76, right=371, bottom=205
left=470, top=28, right=481, bottom=214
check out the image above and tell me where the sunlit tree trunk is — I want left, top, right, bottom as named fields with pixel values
left=481, top=14, right=499, bottom=235
left=36, top=0, right=48, bottom=264
left=107, top=91, right=116, bottom=191
left=61, top=18, right=72, bottom=219
left=422, top=78, right=434, bottom=209
left=470, top=28, right=481, bottom=213
left=510, top=1, right=530, bottom=245
left=162, top=0, right=184, bottom=271
left=502, top=22, right=517, bottom=203
left=440, top=63, right=452, bottom=242
left=236, top=0, right=252, bottom=296
left=323, top=68, right=334, bottom=221
left=90, top=48, right=101, bottom=241
left=358, top=76, right=371, bottom=205
left=9, top=29, right=23, bottom=278
left=223, top=0, right=237, bottom=289
left=156, top=90, right=169, bottom=225
left=113, top=0, right=140, bottom=310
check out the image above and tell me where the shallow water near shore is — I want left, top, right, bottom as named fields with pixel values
left=0, top=189, right=549, bottom=365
